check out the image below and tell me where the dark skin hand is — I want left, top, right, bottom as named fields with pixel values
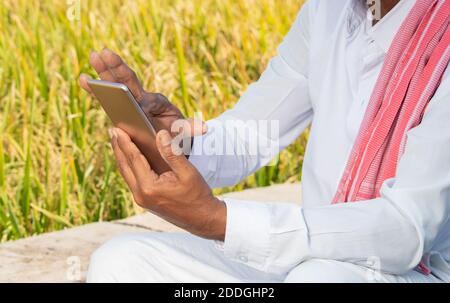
left=79, top=48, right=226, bottom=241
left=79, top=48, right=206, bottom=136
left=109, top=127, right=226, bottom=240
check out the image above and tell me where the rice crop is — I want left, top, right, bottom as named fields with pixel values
left=0, top=0, right=306, bottom=241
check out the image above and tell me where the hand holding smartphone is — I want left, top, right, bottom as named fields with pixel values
left=87, top=78, right=171, bottom=174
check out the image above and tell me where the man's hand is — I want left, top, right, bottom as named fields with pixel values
left=109, top=127, right=226, bottom=241
left=79, top=48, right=224, bottom=239
left=79, top=48, right=206, bottom=137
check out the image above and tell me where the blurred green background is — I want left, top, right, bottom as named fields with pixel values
left=0, top=0, right=307, bottom=241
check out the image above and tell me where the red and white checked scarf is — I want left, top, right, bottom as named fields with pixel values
left=332, top=0, right=450, bottom=274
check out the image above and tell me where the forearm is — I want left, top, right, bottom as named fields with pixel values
left=189, top=88, right=312, bottom=189
left=197, top=198, right=227, bottom=241
left=150, top=195, right=227, bottom=242
left=189, top=5, right=314, bottom=187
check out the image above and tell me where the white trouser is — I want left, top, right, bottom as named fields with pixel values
left=87, top=232, right=442, bottom=283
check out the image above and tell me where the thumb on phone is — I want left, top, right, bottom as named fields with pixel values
left=79, top=73, right=94, bottom=95
left=156, top=130, right=197, bottom=177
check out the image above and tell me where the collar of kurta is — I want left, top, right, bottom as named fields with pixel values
left=365, top=0, right=417, bottom=53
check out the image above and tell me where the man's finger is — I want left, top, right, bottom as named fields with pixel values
left=99, top=48, right=144, bottom=101
left=114, top=128, right=158, bottom=183
left=79, top=73, right=93, bottom=95
left=89, top=51, right=116, bottom=82
left=156, top=129, right=196, bottom=177
left=109, top=129, right=138, bottom=191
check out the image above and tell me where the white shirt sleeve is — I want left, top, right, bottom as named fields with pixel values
left=222, top=69, right=450, bottom=276
left=189, top=2, right=314, bottom=188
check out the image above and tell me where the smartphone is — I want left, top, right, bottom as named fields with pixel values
left=87, top=78, right=171, bottom=174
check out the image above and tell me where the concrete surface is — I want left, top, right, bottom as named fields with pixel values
left=0, top=183, right=301, bottom=282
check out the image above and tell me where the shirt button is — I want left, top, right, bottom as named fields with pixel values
left=238, top=255, right=248, bottom=263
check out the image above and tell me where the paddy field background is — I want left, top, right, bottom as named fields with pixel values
left=0, top=0, right=307, bottom=241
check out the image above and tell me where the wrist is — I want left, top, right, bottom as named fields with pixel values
left=196, top=197, right=227, bottom=241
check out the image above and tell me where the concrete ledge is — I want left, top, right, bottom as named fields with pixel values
left=0, top=183, right=301, bottom=282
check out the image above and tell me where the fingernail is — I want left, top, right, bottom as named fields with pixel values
left=159, top=130, right=172, bottom=147
left=108, top=128, right=116, bottom=139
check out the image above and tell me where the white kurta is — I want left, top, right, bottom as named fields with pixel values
left=87, top=0, right=450, bottom=283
